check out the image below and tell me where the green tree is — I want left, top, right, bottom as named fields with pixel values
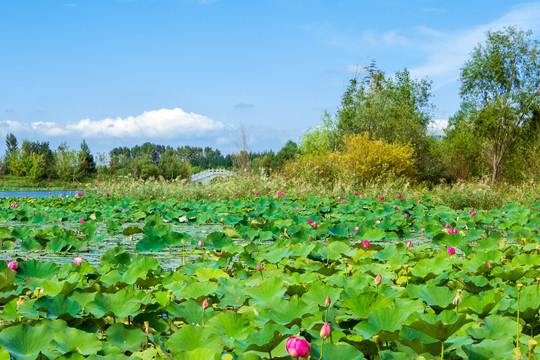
left=78, top=139, right=96, bottom=177
left=335, top=63, right=433, bottom=154
left=460, top=26, right=540, bottom=182
left=300, top=112, right=341, bottom=155
left=56, top=145, right=79, bottom=181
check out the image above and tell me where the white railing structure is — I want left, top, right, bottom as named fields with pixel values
left=190, top=168, right=233, bottom=184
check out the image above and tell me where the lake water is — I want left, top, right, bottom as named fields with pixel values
left=0, top=190, right=81, bottom=198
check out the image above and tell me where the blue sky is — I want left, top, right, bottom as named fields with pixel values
left=1, top=0, right=540, bottom=157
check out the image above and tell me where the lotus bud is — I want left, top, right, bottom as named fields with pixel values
left=354, top=226, right=359, bottom=232
left=447, top=247, right=456, bottom=255
left=307, top=219, right=313, bottom=224
left=363, top=240, right=370, bottom=248
left=7, top=261, right=18, bottom=271
left=325, top=296, right=331, bottom=307
left=198, top=240, right=204, bottom=247
left=320, top=322, right=331, bottom=339
left=375, top=274, right=381, bottom=286
left=354, top=192, right=359, bottom=196
left=79, top=219, right=85, bottom=223
left=295, top=207, right=299, bottom=211
left=379, top=196, right=384, bottom=200
left=286, top=337, right=311, bottom=358
left=407, top=240, right=412, bottom=247
left=486, top=261, right=492, bottom=269
left=73, top=257, right=84, bottom=265
left=397, top=194, right=403, bottom=199
left=144, top=321, right=150, bottom=334
left=452, top=289, right=463, bottom=305
left=445, top=224, right=450, bottom=229
left=257, top=264, right=263, bottom=271
left=394, top=206, right=398, bottom=210
left=202, top=298, right=209, bottom=309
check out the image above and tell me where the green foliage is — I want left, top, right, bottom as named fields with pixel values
left=336, top=63, right=433, bottom=154
left=340, top=133, right=417, bottom=181
left=459, top=26, right=540, bottom=182
left=77, top=139, right=96, bottom=177
left=300, top=112, right=341, bottom=155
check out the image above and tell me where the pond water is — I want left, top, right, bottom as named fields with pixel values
left=0, top=191, right=81, bottom=198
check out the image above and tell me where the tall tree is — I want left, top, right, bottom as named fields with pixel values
left=460, top=26, right=540, bottom=182
left=336, top=63, right=433, bottom=154
left=5, top=133, right=17, bottom=157
left=78, top=139, right=96, bottom=177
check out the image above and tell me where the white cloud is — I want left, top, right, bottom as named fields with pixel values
left=0, top=108, right=227, bottom=139
left=409, top=3, right=540, bottom=86
left=428, top=118, right=448, bottom=135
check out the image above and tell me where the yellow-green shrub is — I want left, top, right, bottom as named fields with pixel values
left=341, top=133, right=416, bottom=181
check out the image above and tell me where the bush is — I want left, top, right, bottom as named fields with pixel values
left=340, top=133, right=416, bottom=181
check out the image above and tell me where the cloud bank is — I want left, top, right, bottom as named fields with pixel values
left=1, top=108, right=226, bottom=139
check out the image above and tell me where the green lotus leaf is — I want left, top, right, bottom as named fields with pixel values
left=166, top=299, right=216, bottom=324
left=105, top=323, right=147, bottom=352
left=467, top=314, right=518, bottom=340
left=0, top=348, right=10, bottom=360
left=85, top=289, right=141, bottom=319
left=181, top=280, right=219, bottom=299
left=194, top=267, right=229, bottom=281
left=122, top=226, right=144, bottom=236
left=363, top=228, right=385, bottom=241
left=257, top=298, right=316, bottom=326
left=17, top=260, right=59, bottom=280
left=340, top=292, right=393, bottom=319
left=462, top=338, right=515, bottom=359
left=301, top=281, right=343, bottom=309
left=459, top=291, right=504, bottom=317
left=260, top=246, right=293, bottom=264
left=493, top=265, right=526, bottom=281
left=136, top=235, right=166, bottom=252
left=418, top=285, right=455, bottom=311
left=206, top=310, right=253, bottom=347
left=312, top=342, right=365, bottom=360
left=0, top=323, right=56, bottom=360
left=33, top=294, right=82, bottom=319
left=405, top=310, right=473, bottom=342
left=206, top=231, right=233, bottom=249
left=167, top=325, right=223, bottom=355
left=378, top=350, right=409, bottom=359
left=173, top=348, right=220, bottom=360
left=0, top=268, right=16, bottom=290
left=354, top=307, right=414, bottom=342
left=242, top=324, right=298, bottom=353
left=410, top=257, right=451, bottom=280
left=100, top=247, right=132, bottom=268
left=43, top=326, right=101, bottom=357
left=245, top=276, right=286, bottom=310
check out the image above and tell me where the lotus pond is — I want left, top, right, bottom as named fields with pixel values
left=0, top=192, right=539, bottom=359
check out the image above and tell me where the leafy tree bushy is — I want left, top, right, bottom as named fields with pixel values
left=340, top=133, right=416, bottom=181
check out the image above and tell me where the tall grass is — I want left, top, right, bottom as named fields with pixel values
left=82, top=173, right=540, bottom=210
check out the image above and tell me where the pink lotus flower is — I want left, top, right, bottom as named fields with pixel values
left=420, top=228, right=425, bottom=233
left=342, top=199, right=348, bottom=203
left=202, top=298, right=209, bottom=309
left=257, top=264, right=262, bottom=271
left=397, top=194, right=403, bottom=199
left=325, top=296, right=331, bottom=307
left=73, top=257, right=84, bottom=265
left=486, top=261, right=492, bottom=269
left=312, top=222, right=318, bottom=229
left=407, top=240, right=412, bottom=247
left=362, top=240, right=370, bottom=248
left=254, top=191, right=259, bottom=195
left=208, top=194, right=212, bottom=198
left=375, top=274, right=381, bottom=285
left=376, top=220, right=381, bottom=224
left=105, top=192, right=109, bottom=196
left=79, top=219, right=85, bottom=223
left=125, top=193, right=129, bottom=196
left=286, top=337, right=311, bottom=358
left=307, top=219, right=313, bottom=224
left=320, top=322, right=331, bottom=339
left=122, top=209, right=126, bottom=213
left=354, top=192, right=359, bottom=196
left=7, top=261, right=18, bottom=271
left=295, top=207, right=299, bottom=211
left=404, top=214, right=408, bottom=218
left=470, top=211, right=476, bottom=216
left=78, top=192, right=83, bottom=196
left=277, top=191, right=284, bottom=196
left=354, top=226, right=359, bottom=232
left=418, top=200, right=422, bottom=204
left=394, top=206, right=398, bottom=210
left=445, top=224, right=450, bottom=229
left=198, top=240, right=204, bottom=247
left=447, top=247, right=456, bottom=255
left=235, top=192, right=238, bottom=196
left=380, top=196, right=384, bottom=200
